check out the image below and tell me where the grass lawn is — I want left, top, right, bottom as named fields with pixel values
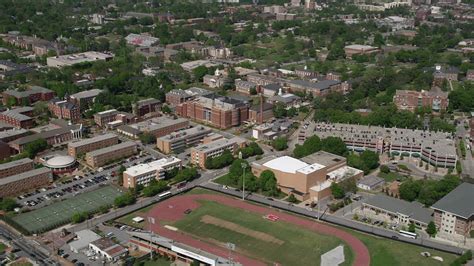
left=378, top=172, right=407, bottom=182
left=116, top=204, right=156, bottom=229
left=135, top=257, right=171, bottom=266
left=172, top=200, right=354, bottom=266
left=349, top=230, right=458, bottom=266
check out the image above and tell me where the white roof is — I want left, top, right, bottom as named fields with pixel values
left=327, top=166, right=363, bottom=181
left=69, top=229, right=101, bottom=251
left=263, top=156, right=309, bottom=174
left=124, top=157, right=181, bottom=177
left=44, top=155, right=76, bottom=168
left=132, top=216, right=144, bottom=223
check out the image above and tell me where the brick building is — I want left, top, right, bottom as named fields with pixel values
left=191, top=137, right=246, bottom=169
left=94, top=109, right=119, bottom=127
left=0, top=158, right=34, bottom=178
left=85, top=141, right=137, bottom=168
left=0, top=107, right=34, bottom=129
left=132, top=98, right=161, bottom=117
left=248, top=102, right=274, bottom=124
left=252, top=152, right=363, bottom=202
left=117, top=117, right=189, bottom=139
left=69, top=89, right=103, bottom=110
left=165, top=87, right=212, bottom=106
left=48, top=99, right=81, bottom=123
left=156, top=126, right=213, bottom=154
left=286, top=79, right=351, bottom=97
left=393, top=88, right=449, bottom=112
left=0, top=167, right=53, bottom=197
left=2, top=86, right=54, bottom=106
left=235, top=79, right=257, bottom=95
left=432, top=183, right=474, bottom=239
left=68, top=133, right=119, bottom=157
left=176, top=95, right=249, bottom=129
left=432, top=65, right=459, bottom=86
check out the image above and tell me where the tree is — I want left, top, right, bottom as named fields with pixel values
left=161, top=104, right=172, bottom=114
left=0, top=198, right=18, bottom=212
left=408, top=223, right=416, bottom=233
left=330, top=182, right=345, bottom=199
left=380, top=165, right=390, bottom=174
left=174, top=167, right=198, bottom=182
left=114, top=193, right=136, bottom=207
left=71, top=212, right=89, bottom=224
left=139, top=133, right=156, bottom=145
left=24, top=139, right=48, bottom=158
left=426, top=221, right=437, bottom=237
left=142, top=180, right=168, bottom=197
left=288, top=194, right=298, bottom=203
left=272, top=137, right=288, bottom=151
left=229, top=159, right=250, bottom=178
left=259, top=170, right=278, bottom=195
left=399, top=179, right=422, bottom=202
left=193, top=65, right=208, bottom=82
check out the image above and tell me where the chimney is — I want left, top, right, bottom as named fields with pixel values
left=259, top=93, right=264, bottom=124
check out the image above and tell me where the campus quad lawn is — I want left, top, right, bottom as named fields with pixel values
left=350, top=231, right=458, bottom=266
left=172, top=200, right=354, bottom=266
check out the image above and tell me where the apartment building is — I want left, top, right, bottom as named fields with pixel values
left=117, top=117, right=189, bottom=139
left=0, top=158, right=34, bottom=178
left=94, top=109, right=119, bottom=127
left=191, top=137, right=246, bottom=169
left=252, top=151, right=363, bottom=202
left=2, top=86, right=54, bottom=105
left=132, top=98, right=161, bottom=117
left=156, top=126, right=213, bottom=154
left=69, top=89, right=103, bottom=110
left=165, top=87, right=212, bottom=106
left=48, top=99, right=81, bottom=123
left=432, top=183, right=474, bottom=239
left=68, top=133, right=119, bottom=157
left=47, top=52, right=113, bottom=68
left=393, top=88, right=449, bottom=112
left=0, top=167, right=53, bottom=197
left=85, top=141, right=137, bottom=168
left=123, top=157, right=182, bottom=188
left=176, top=95, right=249, bottom=129
left=0, top=107, right=34, bottom=129
left=313, top=123, right=457, bottom=168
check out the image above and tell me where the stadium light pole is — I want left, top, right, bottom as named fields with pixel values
left=239, top=152, right=246, bottom=201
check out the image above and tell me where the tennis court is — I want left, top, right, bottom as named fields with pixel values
left=12, top=186, right=123, bottom=234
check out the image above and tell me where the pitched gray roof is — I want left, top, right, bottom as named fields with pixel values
left=364, top=194, right=433, bottom=225
left=431, top=183, right=474, bottom=219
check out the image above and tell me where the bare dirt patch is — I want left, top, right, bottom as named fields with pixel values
left=200, top=215, right=284, bottom=245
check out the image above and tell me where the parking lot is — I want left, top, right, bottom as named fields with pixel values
left=18, top=154, right=154, bottom=209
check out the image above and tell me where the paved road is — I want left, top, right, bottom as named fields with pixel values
left=456, top=118, right=474, bottom=178
left=201, top=182, right=465, bottom=255
left=0, top=224, right=55, bottom=266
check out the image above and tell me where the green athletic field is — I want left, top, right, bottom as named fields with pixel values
left=172, top=200, right=354, bottom=266
left=12, top=186, right=123, bottom=234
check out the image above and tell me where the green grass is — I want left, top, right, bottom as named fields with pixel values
left=135, top=257, right=172, bottom=266
left=12, top=186, right=123, bottom=234
left=378, top=172, right=407, bottom=182
left=213, top=173, right=235, bottom=187
left=0, top=243, right=6, bottom=253
left=172, top=200, right=353, bottom=266
left=349, top=230, right=458, bottom=266
left=116, top=204, right=156, bottom=229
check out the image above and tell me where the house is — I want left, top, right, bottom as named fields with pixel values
left=89, top=238, right=128, bottom=262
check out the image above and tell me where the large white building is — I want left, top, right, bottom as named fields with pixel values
left=47, top=52, right=113, bottom=68
left=123, top=157, right=182, bottom=188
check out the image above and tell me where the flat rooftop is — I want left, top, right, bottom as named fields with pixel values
left=87, top=141, right=136, bottom=157
left=0, top=158, right=33, bottom=171
left=124, top=157, right=181, bottom=177
left=70, top=89, right=103, bottom=99
left=193, top=137, right=243, bottom=153
left=313, top=123, right=456, bottom=156
left=300, top=151, right=346, bottom=167
left=158, top=126, right=212, bottom=142
left=68, top=133, right=117, bottom=148
left=0, top=167, right=51, bottom=186
left=129, top=117, right=188, bottom=132
left=0, top=129, right=29, bottom=140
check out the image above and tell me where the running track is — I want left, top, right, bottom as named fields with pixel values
left=147, top=194, right=370, bottom=266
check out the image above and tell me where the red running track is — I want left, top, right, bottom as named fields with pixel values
left=147, top=194, right=370, bottom=266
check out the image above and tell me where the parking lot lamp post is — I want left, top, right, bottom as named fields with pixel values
left=241, top=163, right=247, bottom=200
